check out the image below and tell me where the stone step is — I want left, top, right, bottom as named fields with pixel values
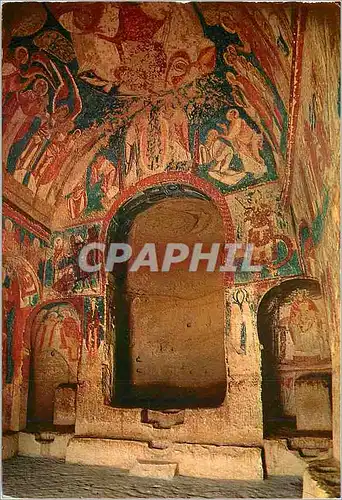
left=288, top=436, right=333, bottom=451
left=129, top=461, right=178, bottom=480
left=263, top=438, right=333, bottom=477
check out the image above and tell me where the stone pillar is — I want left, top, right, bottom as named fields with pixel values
left=226, top=285, right=263, bottom=442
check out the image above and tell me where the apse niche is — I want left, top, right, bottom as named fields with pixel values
left=28, top=303, right=80, bottom=426
left=107, top=185, right=227, bottom=410
left=258, top=279, right=332, bottom=436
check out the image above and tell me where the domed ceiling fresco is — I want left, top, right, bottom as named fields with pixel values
left=3, top=2, right=293, bottom=228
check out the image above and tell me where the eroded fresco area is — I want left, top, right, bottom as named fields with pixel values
left=290, top=7, right=340, bottom=281
left=288, top=5, right=340, bottom=459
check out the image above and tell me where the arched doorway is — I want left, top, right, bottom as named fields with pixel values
left=28, top=303, right=81, bottom=426
left=257, top=278, right=331, bottom=436
left=107, top=184, right=227, bottom=409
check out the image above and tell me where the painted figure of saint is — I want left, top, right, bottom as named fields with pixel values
left=4, top=78, right=50, bottom=169
left=225, top=60, right=280, bottom=151
left=201, top=130, right=245, bottom=186
left=220, top=5, right=289, bottom=97
left=125, top=101, right=191, bottom=180
left=277, top=292, right=330, bottom=362
left=288, top=292, right=330, bottom=359
left=16, top=66, right=82, bottom=197
left=67, top=182, right=88, bottom=220
left=2, top=47, right=31, bottom=103
left=200, top=107, right=267, bottom=187
left=222, top=109, right=267, bottom=179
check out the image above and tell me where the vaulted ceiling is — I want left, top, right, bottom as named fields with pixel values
left=2, top=2, right=339, bottom=234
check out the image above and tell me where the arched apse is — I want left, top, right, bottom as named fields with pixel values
left=106, top=183, right=230, bottom=409
left=28, top=302, right=81, bottom=426
left=257, top=278, right=331, bottom=436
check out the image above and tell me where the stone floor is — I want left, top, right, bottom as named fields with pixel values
left=2, top=456, right=303, bottom=498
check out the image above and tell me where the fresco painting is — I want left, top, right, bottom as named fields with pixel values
left=289, top=8, right=340, bottom=280
left=276, top=289, right=331, bottom=418
left=84, top=297, right=105, bottom=353
left=1, top=3, right=340, bottom=485
left=2, top=210, right=46, bottom=430
left=2, top=256, right=41, bottom=431
left=228, top=186, right=302, bottom=283
left=257, top=278, right=333, bottom=433
left=2, top=206, right=48, bottom=431
left=29, top=302, right=81, bottom=423
left=277, top=290, right=330, bottom=362
left=2, top=2, right=293, bottom=229
left=32, top=302, right=81, bottom=365
left=2, top=214, right=48, bottom=284
left=44, top=223, right=102, bottom=297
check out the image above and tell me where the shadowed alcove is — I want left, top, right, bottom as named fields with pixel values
left=107, top=184, right=227, bottom=409
left=27, top=303, right=80, bottom=426
left=257, top=278, right=332, bottom=437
